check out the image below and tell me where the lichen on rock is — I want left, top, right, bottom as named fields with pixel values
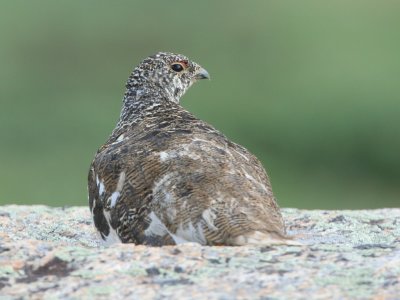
left=0, top=205, right=399, bottom=299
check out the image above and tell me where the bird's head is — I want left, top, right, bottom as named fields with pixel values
left=126, top=52, right=210, bottom=103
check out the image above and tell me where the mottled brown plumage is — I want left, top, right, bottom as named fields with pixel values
left=88, top=52, right=289, bottom=246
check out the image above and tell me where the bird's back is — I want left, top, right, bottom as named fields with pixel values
left=89, top=103, right=286, bottom=246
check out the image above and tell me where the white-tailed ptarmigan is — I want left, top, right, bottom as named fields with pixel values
left=88, top=52, right=290, bottom=246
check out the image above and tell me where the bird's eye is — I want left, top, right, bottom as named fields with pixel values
left=171, top=63, right=184, bottom=72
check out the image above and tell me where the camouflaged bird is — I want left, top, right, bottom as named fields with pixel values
left=88, top=52, right=289, bottom=246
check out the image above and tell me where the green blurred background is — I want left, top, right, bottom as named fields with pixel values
left=1, top=1, right=399, bottom=209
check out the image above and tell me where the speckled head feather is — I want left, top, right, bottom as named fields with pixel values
left=120, top=52, right=209, bottom=124
left=88, top=52, right=292, bottom=247
left=126, top=52, right=209, bottom=98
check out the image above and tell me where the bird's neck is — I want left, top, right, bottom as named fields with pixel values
left=117, top=83, right=179, bottom=125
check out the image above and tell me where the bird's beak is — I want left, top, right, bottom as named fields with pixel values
left=194, top=68, right=210, bottom=80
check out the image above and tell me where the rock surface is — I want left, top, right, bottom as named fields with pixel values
left=0, top=205, right=399, bottom=299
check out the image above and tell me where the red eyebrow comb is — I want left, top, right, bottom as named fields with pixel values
left=180, top=59, right=189, bottom=67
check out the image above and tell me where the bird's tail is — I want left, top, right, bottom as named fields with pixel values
left=229, top=230, right=302, bottom=246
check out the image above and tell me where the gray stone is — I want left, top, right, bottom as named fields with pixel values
left=0, top=205, right=399, bottom=299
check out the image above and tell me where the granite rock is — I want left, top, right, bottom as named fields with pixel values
left=0, top=205, right=399, bottom=299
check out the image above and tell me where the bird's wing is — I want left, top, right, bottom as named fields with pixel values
left=89, top=110, right=285, bottom=245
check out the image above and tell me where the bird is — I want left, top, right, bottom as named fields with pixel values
left=88, top=52, right=289, bottom=246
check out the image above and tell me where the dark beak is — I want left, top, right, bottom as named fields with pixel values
left=194, top=67, right=210, bottom=80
